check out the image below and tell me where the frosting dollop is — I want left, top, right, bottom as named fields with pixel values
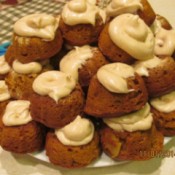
left=14, top=14, right=59, bottom=41
left=109, top=14, right=155, bottom=60
left=0, top=55, right=11, bottom=75
left=0, top=81, right=11, bottom=102
left=12, top=60, right=42, bottom=74
left=154, top=28, right=175, bottom=57
left=97, top=63, right=135, bottom=93
left=55, top=115, right=94, bottom=146
left=133, top=56, right=165, bottom=77
left=61, top=0, right=106, bottom=26
left=150, top=91, right=175, bottom=113
left=60, top=45, right=93, bottom=81
left=32, top=71, right=76, bottom=103
left=2, top=100, right=32, bottom=126
left=106, top=0, right=143, bottom=18
left=104, top=103, right=153, bottom=132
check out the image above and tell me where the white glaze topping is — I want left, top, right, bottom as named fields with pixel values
left=104, top=103, right=153, bottom=132
left=2, top=100, right=32, bottom=126
left=32, top=71, right=76, bottom=103
left=109, top=14, right=155, bottom=60
left=55, top=115, right=94, bottom=146
left=154, top=28, right=175, bottom=57
left=0, top=81, right=11, bottom=102
left=97, top=63, right=135, bottom=93
left=12, top=60, right=42, bottom=74
left=14, top=14, right=59, bottom=41
left=150, top=91, right=175, bottom=113
left=0, top=55, right=11, bottom=75
left=106, top=0, right=143, bottom=18
left=61, top=0, right=106, bottom=26
left=60, top=45, right=93, bottom=81
left=133, top=56, right=165, bottom=77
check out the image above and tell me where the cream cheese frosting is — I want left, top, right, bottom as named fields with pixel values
left=154, top=28, right=175, bottom=57
left=97, top=63, right=135, bottom=93
left=12, top=60, right=42, bottom=74
left=0, top=55, right=11, bottom=75
left=106, top=0, right=143, bottom=18
left=103, top=103, right=153, bottom=132
left=133, top=56, right=165, bottom=77
left=109, top=14, right=155, bottom=60
left=32, top=71, right=76, bottom=103
left=60, top=45, right=93, bottom=81
left=61, top=0, right=106, bottom=26
left=0, top=81, right=11, bottom=102
left=150, top=91, right=175, bottom=113
left=55, top=115, right=94, bottom=146
left=14, top=14, right=59, bottom=41
left=2, top=100, right=32, bottom=126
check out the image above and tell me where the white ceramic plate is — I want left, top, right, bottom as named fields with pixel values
left=29, top=137, right=171, bottom=167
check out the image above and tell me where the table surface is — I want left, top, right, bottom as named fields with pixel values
left=0, top=0, right=175, bottom=175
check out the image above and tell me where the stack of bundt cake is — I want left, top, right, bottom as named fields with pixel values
left=0, top=0, right=175, bottom=169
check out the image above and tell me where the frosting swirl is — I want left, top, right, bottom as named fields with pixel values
left=97, top=63, right=135, bottom=93
left=154, top=28, right=175, bottom=57
left=55, top=115, right=94, bottom=146
left=0, top=81, right=11, bottom=102
left=12, top=60, right=42, bottom=74
left=61, top=0, right=106, bottom=26
left=60, top=45, right=93, bottom=81
left=106, top=0, right=143, bottom=18
left=32, top=71, right=76, bottom=103
left=133, top=56, right=165, bottom=77
left=2, top=100, right=32, bottom=126
left=150, top=91, right=175, bottom=113
left=14, top=14, right=59, bottom=41
left=109, top=14, right=155, bottom=60
left=104, top=103, right=153, bottom=132
left=0, top=55, right=11, bottom=75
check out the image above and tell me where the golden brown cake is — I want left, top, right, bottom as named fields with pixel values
left=105, top=0, right=156, bottom=26
left=150, top=91, right=175, bottom=136
left=0, top=100, right=46, bottom=153
left=59, top=0, right=106, bottom=46
left=45, top=116, right=101, bottom=168
left=5, top=14, right=63, bottom=64
left=84, top=63, right=148, bottom=118
left=134, top=56, right=175, bottom=98
left=5, top=60, right=52, bottom=100
left=29, top=71, right=84, bottom=128
left=98, top=14, right=155, bottom=63
left=59, top=45, right=108, bottom=89
left=100, top=104, right=164, bottom=160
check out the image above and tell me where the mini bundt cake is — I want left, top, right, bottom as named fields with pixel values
left=60, top=45, right=108, bottom=88
left=45, top=115, right=101, bottom=168
left=98, top=13, right=155, bottom=63
left=106, top=0, right=156, bottom=26
left=84, top=63, right=148, bottom=118
left=5, top=13, right=63, bottom=64
left=100, top=103, right=164, bottom=160
left=29, top=71, right=84, bottom=128
left=1, top=100, right=46, bottom=153
left=150, top=91, right=175, bottom=136
left=59, top=0, right=106, bottom=46
left=134, top=56, right=175, bottom=98
left=5, top=59, right=52, bottom=99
